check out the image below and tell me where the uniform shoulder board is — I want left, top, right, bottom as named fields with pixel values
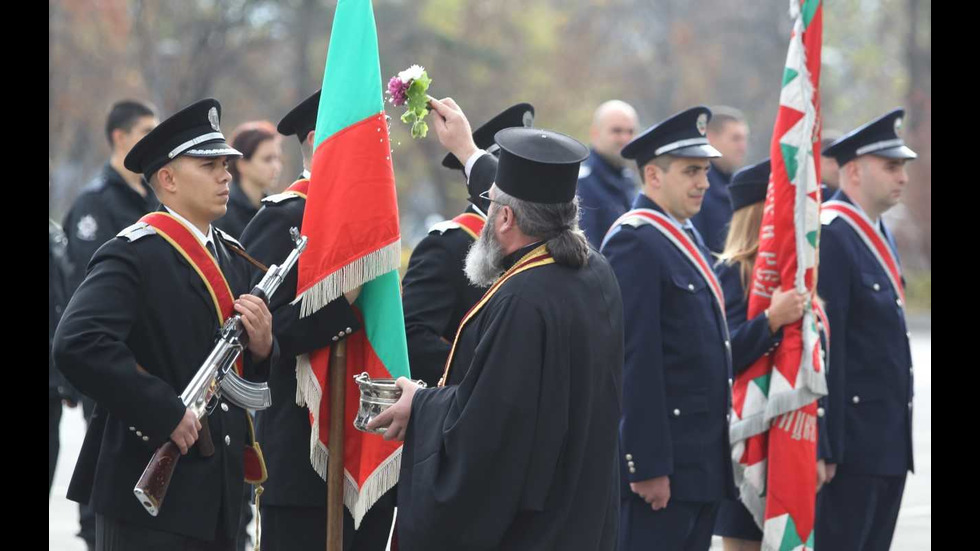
left=261, top=192, right=303, bottom=205
left=214, top=227, right=245, bottom=250
left=117, top=222, right=156, bottom=242
left=820, top=209, right=841, bottom=226
left=621, top=216, right=646, bottom=228
left=428, top=220, right=461, bottom=235
left=578, top=163, right=592, bottom=179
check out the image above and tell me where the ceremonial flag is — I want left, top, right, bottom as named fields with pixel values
left=292, top=0, right=410, bottom=527
left=729, top=1, right=827, bottom=549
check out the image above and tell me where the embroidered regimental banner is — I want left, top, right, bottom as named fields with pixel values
left=731, top=1, right=827, bottom=548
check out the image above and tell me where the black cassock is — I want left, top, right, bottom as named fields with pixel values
left=397, top=245, right=624, bottom=550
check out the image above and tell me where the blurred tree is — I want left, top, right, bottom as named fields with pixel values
left=49, top=0, right=929, bottom=267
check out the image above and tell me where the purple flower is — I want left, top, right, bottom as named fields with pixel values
left=387, top=76, right=410, bottom=106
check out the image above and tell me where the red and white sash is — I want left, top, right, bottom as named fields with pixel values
left=141, top=212, right=243, bottom=375
left=284, top=178, right=310, bottom=199
left=822, top=200, right=905, bottom=304
left=604, top=208, right=726, bottom=320
left=452, top=212, right=487, bottom=240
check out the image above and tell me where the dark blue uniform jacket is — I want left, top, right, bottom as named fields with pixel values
left=63, top=162, right=158, bottom=290
left=818, top=190, right=914, bottom=476
left=602, top=193, right=735, bottom=502
left=577, top=149, right=638, bottom=249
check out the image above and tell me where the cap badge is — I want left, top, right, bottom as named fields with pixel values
left=77, top=215, right=98, bottom=241
left=894, top=117, right=903, bottom=135
left=522, top=110, right=534, bottom=127
left=208, top=107, right=220, bottom=132
left=696, top=113, right=708, bottom=135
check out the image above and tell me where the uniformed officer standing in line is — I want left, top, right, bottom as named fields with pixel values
left=690, top=106, right=749, bottom=255
left=60, top=100, right=159, bottom=550
left=576, top=100, right=640, bottom=248
left=602, top=106, right=735, bottom=551
left=64, top=100, right=160, bottom=289
left=239, top=90, right=393, bottom=551
left=54, top=98, right=277, bottom=551
left=402, top=101, right=535, bottom=386
left=814, top=109, right=917, bottom=551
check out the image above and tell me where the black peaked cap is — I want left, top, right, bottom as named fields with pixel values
left=125, top=98, right=241, bottom=176
left=822, top=108, right=917, bottom=166
left=622, top=105, right=722, bottom=167
left=278, top=90, right=321, bottom=140
left=442, top=103, right=535, bottom=171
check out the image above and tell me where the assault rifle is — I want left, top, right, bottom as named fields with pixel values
left=134, top=227, right=307, bottom=516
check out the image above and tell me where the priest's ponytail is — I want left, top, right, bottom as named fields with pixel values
left=545, top=225, right=589, bottom=268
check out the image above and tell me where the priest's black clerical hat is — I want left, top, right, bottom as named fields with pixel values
left=492, top=127, right=589, bottom=204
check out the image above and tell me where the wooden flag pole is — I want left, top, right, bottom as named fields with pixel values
left=326, top=339, right=347, bottom=551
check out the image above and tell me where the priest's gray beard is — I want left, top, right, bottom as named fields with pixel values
left=464, top=209, right=506, bottom=287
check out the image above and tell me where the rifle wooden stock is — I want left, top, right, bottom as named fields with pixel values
left=134, top=440, right=182, bottom=517
left=198, top=416, right=215, bottom=457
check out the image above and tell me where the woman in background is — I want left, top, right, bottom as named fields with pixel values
left=216, top=120, right=282, bottom=238
left=712, top=158, right=832, bottom=551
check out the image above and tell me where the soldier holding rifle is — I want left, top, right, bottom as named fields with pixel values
left=54, top=98, right=277, bottom=551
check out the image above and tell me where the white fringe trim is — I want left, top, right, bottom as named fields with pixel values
left=730, top=414, right=770, bottom=444
left=293, top=240, right=402, bottom=318
left=764, top=387, right=823, bottom=423
left=295, top=352, right=402, bottom=529
left=736, top=473, right=767, bottom=530
left=343, top=448, right=401, bottom=529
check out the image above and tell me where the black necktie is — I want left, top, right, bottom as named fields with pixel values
left=683, top=227, right=702, bottom=247
left=206, top=240, right=219, bottom=268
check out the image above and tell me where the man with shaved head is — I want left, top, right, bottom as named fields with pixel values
left=577, top=99, right=640, bottom=248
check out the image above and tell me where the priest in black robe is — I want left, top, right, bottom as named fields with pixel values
left=368, top=123, right=625, bottom=550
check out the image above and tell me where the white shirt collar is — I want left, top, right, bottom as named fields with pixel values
left=164, top=206, right=214, bottom=248
left=301, top=168, right=311, bottom=179
left=847, top=197, right=881, bottom=228
left=663, top=210, right=694, bottom=232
